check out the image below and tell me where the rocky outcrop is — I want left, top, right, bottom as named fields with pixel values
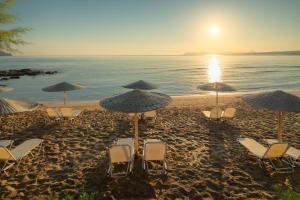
left=0, top=68, right=58, bottom=81
left=0, top=51, right=12, bottom=56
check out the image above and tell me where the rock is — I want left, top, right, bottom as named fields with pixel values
left=0, top=68, right=58, bottom=81
left=45, top=71, right=58, bottom=75
left=9, top=76, right=20, bottom=79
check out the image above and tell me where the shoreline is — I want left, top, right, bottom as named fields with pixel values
left=40, top=90, right=300, bottom=108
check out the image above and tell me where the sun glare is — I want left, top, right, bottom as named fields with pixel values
left=208, top=55, right=221, bottom=82
left=209, top=25, right=220, bottom=37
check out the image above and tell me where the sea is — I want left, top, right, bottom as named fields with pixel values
left=0, top=55, right=299, bottom=102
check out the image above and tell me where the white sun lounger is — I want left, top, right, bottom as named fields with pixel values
left=221, top=108, right=236, bottom=119
left=107, top=138, right=135, bottom=177
left=0, top=139, right=43, bottom=176
left=143, top=111, right=157, bottom=122
left=142, top=139, right=167, bottom=174
left=0, top=140, right=13, bottom=149
left=60, top=108, right=82, bottom=119
left=264, top=138, right=300, bottom=166
left=46, top=108, right=62, bottom=121
left=202, top=107, right=223, bottom=119
left=238, top=137, right=293, bottom=173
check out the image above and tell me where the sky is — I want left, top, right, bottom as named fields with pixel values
left=6, top=0, right=300, bottom=55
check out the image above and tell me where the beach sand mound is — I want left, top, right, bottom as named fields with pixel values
left=0, top=100, right=299, bottom=199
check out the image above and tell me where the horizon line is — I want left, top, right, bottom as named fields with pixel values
left=9, top=50, right=300, bottom=57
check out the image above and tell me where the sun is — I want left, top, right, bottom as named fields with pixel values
left=209, top=25, right=220, bottom=37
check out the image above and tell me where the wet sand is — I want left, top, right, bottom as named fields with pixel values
left=0, top=94, right=300, bottom=199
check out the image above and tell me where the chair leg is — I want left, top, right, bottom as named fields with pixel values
left=107, top=163, right=112, bottom=177
left=1, top=161, right=15, bottom=177
left=164, top=161, right=168, bottom=170
left=126, top=162, right=130, bottom=175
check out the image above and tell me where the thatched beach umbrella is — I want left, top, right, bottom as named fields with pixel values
left=197, top=82, right=236, bottom=107
left=242, top=90, right=300, bottom=142
left=0, top=98, right=39, bottom=115
left=0, top=85, right=14, bottom=93
left=100, top=89, right=171, bottom=154
left=42, top=82, right=85, bottom=105
left=123, top=80, right=159, bottom=90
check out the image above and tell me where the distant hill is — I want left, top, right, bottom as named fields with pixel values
left=183, top=51, right=300, bottom=56
left=0, top=51, right=12, bottom=56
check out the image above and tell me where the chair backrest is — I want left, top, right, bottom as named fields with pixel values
left=60, top=107, right=73, bottom=118
left=223, top=108, right=236, bottom=118
left=264, top=143, right=289, bottom=158
left=46, top=108, right=60, bottom=118
left=210, top=107, right=222, bottom=119
left=144, top=111, right=156, bottom=118
left=109, top=145, right=132, bottom=163
left=144, top=142, right=166, bottom=161
left=0, top=147, right=16, bottom=161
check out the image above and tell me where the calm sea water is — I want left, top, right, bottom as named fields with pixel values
left=0, top=55, right=299, bottom=102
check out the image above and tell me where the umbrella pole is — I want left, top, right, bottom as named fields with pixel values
left=216, top=90, right=219, bottom=107
left=134, top=113, right=139, bottom=155
left=277, top=111, right=283, bottom=142
left=64, top=91, right=67, bottom=105
left=216, top=90, right=219, bottom=117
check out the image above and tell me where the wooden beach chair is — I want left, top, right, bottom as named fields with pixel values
left=142, top=139, right=167, bottom=174
left=264, top=139, right=300, bottom=167
left=238, top=137, right=293, bottom=173
left=60, top=107, right=82, bottom=120
left=0, top=139, right=43, bottom=176
left=107, top=138, right=135, bottom=177
left=202, top=107, right=223, bottom=119
left=221, top=108, right=236, bottom=120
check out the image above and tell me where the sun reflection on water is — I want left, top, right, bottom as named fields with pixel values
left=208, top=55, right=221, bottom=83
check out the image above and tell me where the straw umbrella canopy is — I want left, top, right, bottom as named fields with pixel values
left=0, top=98, right=39, bottom=116
left=42, top=82, right=85, bottom=105
left=197, top=82, right=236, bottom=107
left=100, top=89, right=172, bottom=154
left=242, top=90, right=300, bottom=142
left=123, top=80, right=159, bottom=90
left=0, top=85, right=14, bottom=93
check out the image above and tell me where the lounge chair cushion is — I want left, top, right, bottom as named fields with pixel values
left=0, top=148, right=15, bottom=161
left=286, top=147, right=300, bottom=161
left=109, top=145, right=132, bottom=163
left=116, top=138, right=134, bottom=156
left=144, top=139, right=166, bottom=161
left=222, top=108, right=236, bottom=118
left=265, top=143, right=289, bottom=158
left=264, top=138, right=300, bottom=161
left=46, top=108, right=61, bottom=118
left=11, top=139, right=43, bottom=161
left=202, top=111, right=211, bottom=118
left=238, top=138, right=267, bottom=158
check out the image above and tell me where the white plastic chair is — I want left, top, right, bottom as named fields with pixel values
left=46, top=108, right=62, bottom=121
left=143, top=111, right=157, bottom=122
left=107, top=138, right=134, bottom=177
left=60, top=107, right=81, bottom=119
left=238, top=137, right=293, bottom=173
left=0, top=139, right=43, bottom=176
left=222, top=108, right=236, bottom=119
left=202, top=107, right=223, bottom=119
left=264, top=138, right=300, bottom=167
left=143, top=139, right=167, bottom=174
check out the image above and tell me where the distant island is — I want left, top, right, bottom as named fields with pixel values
left=183, top=50, right=300, bottom=56
left=0, top=51, right=12, bottom=56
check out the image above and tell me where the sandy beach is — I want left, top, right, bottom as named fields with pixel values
left=0, top=93, right=300, bottom=199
